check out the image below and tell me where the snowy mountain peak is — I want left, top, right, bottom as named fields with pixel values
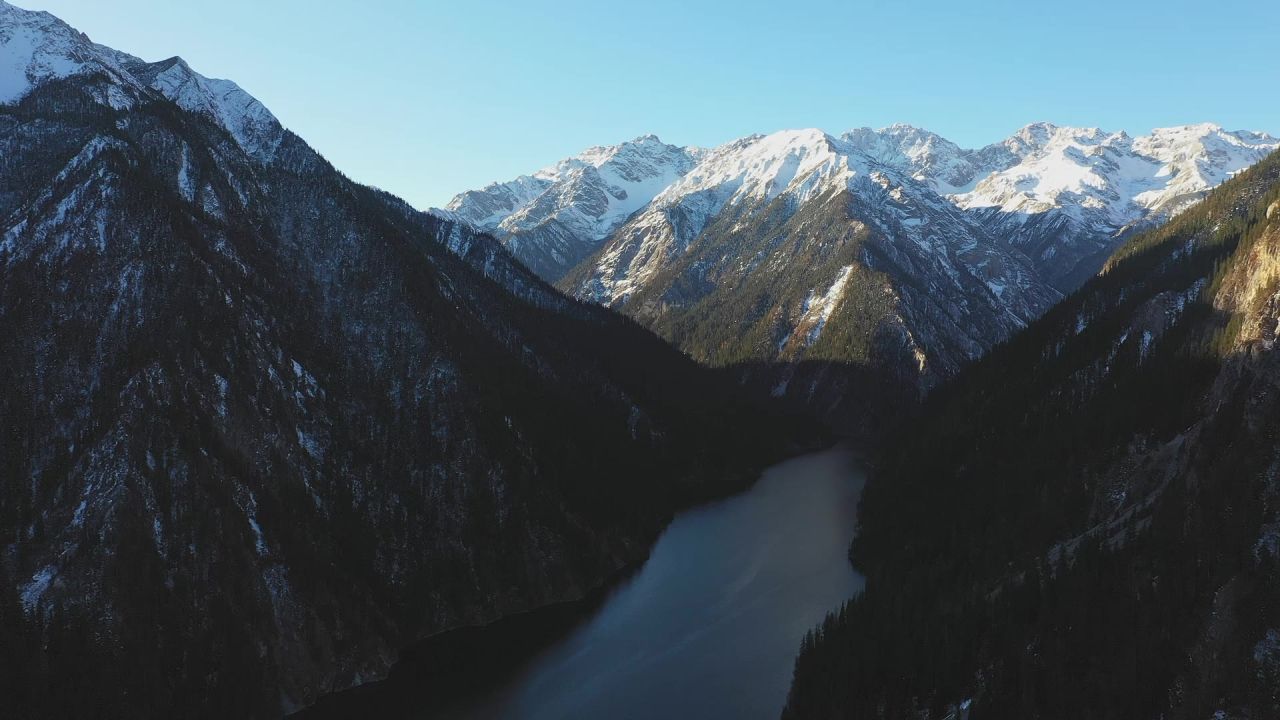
left=537, top=133, right=698, bottom=180
left=441, top=133, right=707, bottom=279
left=1135, top=122, right=1275, bottom=153
left=869, top=123, right=952, bottom=149
left=1011, top=121, right=1060, bottom=145
left=614, top=128, right=861, bottom=248
left=125, top=54, right=283, bottom=159
left=566, top=127, right=1065, bottom=388
left=956, top=123, right=1280, bottom=229
left=445, top=117, right=1278, bottom=298
left=0, top=0, right=143, bottom=105
left=841, top=125, right=976, bottom=192
left=0, top=4, right=281, bottom=158
left=655, top=128, right=845, bottom=204
left=0, top=0, right=53, bottom=25
left=449, top=121, right=1278, bottom=293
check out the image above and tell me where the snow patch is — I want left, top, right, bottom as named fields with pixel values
left=177, top=143, right=196, bottom=201
left=1254, top=628, right=1280, bottom=679
left=794, top=264, right=855, bottom=347
left=295, top=427, right=322, bottom=460
left=20, top=565, right=56, bottom=613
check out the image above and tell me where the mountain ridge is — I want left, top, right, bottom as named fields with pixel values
left=451, top=121, right=1279, bottom=291
left=445, top=121, right=1276, bottom=426
left=0, top=0, right=283, bottom=159
left=442, top=133, right=706, bottom=279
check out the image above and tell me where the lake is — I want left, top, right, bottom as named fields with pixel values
left=449, top=446, right=866, bottom=720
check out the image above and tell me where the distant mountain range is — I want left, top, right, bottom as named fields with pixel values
left=446, top=123, right=1278, bottom=417
left=451, top=123, right=1277, bottom=290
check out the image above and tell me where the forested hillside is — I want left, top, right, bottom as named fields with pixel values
left=0, top=18, right=805, bottom=715
left=785, top=149, right=1280, bottom=719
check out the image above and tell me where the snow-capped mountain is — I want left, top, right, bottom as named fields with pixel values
left=443, top=135, right=705, bottom=279
left=0, top=3, right=793, bottom=716
left=952, top=122, right=1280, bottom=288
left=124, top=55, right=284, bottom=159
left=455, top=123, right=1279, bottom=297
left=0, top=2, right=143, bottom=104
left=0, top=2, right=283, bottom=159
left=954, top=122, right=1279, bottom=221
left=816, top=121, right=1280, bottom=289
left=839, top=123, right=1016, bottom=195
left=787, top=140, right=1280, bottom=720
left=449, top=122, right=1276, bottom=416
left=557, top=128, right=1061, bottom=421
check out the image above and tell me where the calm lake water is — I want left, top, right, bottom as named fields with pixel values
left=452, top=447, right=866, bottom=720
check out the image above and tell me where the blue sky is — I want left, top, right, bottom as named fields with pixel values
left=30, top=0, right=1280, bottom=209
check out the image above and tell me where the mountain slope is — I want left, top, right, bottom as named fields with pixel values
left=784, top=148, right=1280, bottom=719
left=560, top=129, right=1062, bottom=425
left=0, top=4, right=798, bottom=717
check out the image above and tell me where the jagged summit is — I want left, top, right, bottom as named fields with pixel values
left=0, top=0, right=144, bottom=104
left=956, top=123, right=1280, bottom=244
left=453, top=121, right=1278, bottom=302
left=442, top=132, right=706, bottom=279
left=122, top=53, right=283, bottom=158
left=645, top=128, right=849, bottom=212
left=0, top=2, right=282, bottom=158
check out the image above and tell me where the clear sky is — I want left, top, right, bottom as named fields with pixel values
left=27, top=0, right=1280, bottom=209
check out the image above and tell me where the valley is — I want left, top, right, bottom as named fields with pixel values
left=1, top=2, right=1277, bottom=719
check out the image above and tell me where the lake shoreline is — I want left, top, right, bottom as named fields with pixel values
left=293, top=443, right=858, bottom=720
left=291, top=559, right=648, bottom=719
